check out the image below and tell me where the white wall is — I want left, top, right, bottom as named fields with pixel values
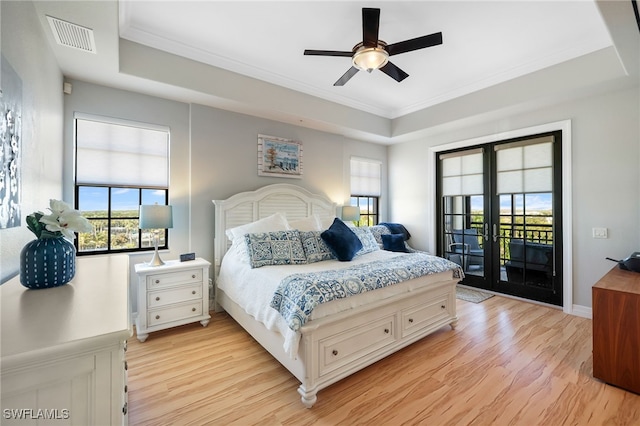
left=60, top=83, right=387, bottom=312
left=388, top=86, right=640, bottom=309
left=189, top=103, right=388, bottom=274
left=0, top=1, right=64, bottom=282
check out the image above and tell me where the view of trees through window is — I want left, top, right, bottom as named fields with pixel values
left=466, top=192, right=553, bottom=263
left=76, top=186, right=168, bottom=253
left=350, top=195, right=379, bottom=226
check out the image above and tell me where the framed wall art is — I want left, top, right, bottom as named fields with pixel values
left=257, top=134, right=303, bottom=179
left=0, top=55, right=23, bottom=229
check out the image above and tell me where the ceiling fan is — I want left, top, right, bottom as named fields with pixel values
left=304, top=7, right=443, bottom=86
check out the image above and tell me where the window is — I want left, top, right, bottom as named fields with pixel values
left=74, top=114, right=169, bottom=254
left=350, top=157, right=381, bottom=226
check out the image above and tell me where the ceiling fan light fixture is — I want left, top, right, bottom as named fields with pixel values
left=352, top=46, right=389, bottom=72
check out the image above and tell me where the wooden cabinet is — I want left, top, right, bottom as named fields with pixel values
left=592, top=266, right=640, bottom=394
left=1, top=255, right=131, bottom=425
left=134, top=258, right=211, bottom=342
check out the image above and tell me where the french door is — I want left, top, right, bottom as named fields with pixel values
left=437, top=131, right=563, bottom=306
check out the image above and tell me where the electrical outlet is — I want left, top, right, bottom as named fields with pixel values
left=592, top=227, right=608, bottom=239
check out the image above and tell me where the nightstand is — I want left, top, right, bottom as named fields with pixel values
left=134, top=258, right=211, bottom=342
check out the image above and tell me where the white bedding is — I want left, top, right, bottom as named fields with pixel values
left=217, top=245, right=457, bottom=358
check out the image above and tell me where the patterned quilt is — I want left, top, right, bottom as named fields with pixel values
left=270, top=253, right=463, bottom=332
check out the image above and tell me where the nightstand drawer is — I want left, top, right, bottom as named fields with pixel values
left=147, top=269, right=202, bottom=289
left=148, top=302, right=203, bottom=327
left=148, top=284, right=202, bottom=308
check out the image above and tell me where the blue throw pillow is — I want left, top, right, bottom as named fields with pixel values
left=379, top=222, right=411, bottom=241
left=320, top=218, right=363, bottom=261
left=381, top=233, right=409, bottom=253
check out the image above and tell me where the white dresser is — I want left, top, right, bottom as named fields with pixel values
left=134, top=258, right=211, bottom=342
left=0, top=255, right=131, bottom=426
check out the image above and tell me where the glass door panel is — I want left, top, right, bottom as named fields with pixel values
left=438, top=131, right=562, bottom=306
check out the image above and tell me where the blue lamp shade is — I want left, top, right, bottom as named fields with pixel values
left=341, top=205, right=360, bottom=222
left=139, top=205, right=173, bottom=230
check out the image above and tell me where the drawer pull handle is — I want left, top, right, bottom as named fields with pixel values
left=156, top=296, right=160, bottom=301
left=441, top=305, right=446, bottom=309
left=384, top=328, right=389, bottom=334
left=192, top=274, right=196, bottom=279
left=332, top=350, right=338, bottom=356
left=124, top=385, right=128, bottom=393
left=408, top=318, right=414, bottom=323
left=192, top=307, right=196, bottom=312
left=124, top=361, right=128, bottom=371
left=155, top=279, right=160, bottom=284
left=192, top=290, right=196, bottom=295
left=122, top=402, right=128, bottom=415
left=155, top=315, right=160, bottom=320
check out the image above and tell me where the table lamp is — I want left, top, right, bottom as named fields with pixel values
left=139, top=204, right=173, bottom=266
left=341, top=205, right=361, bottom=224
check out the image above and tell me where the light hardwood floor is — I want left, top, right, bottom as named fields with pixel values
left=127, top=296, right=640, bottom=425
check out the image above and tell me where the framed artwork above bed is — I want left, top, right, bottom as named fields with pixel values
left=257, top=134, right=303, bottom=179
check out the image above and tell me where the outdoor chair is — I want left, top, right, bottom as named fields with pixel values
left=449, top=228, right=484, bottom=271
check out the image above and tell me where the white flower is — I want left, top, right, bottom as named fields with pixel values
left=27, top=199, right=93, bottom=241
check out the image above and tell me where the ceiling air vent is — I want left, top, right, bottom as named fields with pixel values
left=46, top=15, right=97, bottom=54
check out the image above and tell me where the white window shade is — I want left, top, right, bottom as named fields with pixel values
left=440, top=149, right=483, bottom=196
left=496, top=136, right=553, bottom=194
left=76, top=118, right=169, bottom=187
left=350, top=157, right=381, bottom=196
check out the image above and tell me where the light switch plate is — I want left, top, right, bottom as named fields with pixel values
left=592, top=227, right=608, bottom=239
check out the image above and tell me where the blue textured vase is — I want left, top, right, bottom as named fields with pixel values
left=20, top=237, right=76, bottom=289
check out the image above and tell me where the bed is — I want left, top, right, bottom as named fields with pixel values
left=213, top=184, right=461, bottom=408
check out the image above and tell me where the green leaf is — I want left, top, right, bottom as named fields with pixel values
left=26, top=213, right=45, bottom=238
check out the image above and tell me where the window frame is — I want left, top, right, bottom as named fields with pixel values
left=349, top=156, right=382, bottom=227
left=350, top=195, right=379, bottom=227
left=73, top=114, right=170, bottom=255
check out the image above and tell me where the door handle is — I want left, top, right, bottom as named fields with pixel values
left=493, top=224, right=498, bottom=242
left=484, top=223, right=490, bottom=241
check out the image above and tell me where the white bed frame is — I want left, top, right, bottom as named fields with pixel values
left=213, top=184, right=458, bottom=407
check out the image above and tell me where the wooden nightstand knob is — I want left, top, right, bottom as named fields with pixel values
left=155, top=279, right=160, bottom=284
left=192, top=290, right=196, bottom=295
left=155, top=315, right=160, bottom=320
left=155, top=296, right=160, bottom=301
left=192, top=307, right=196, bottom=312
left=192, top=274, right=196, bottom=279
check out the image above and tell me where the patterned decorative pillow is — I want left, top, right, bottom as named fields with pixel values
left=245, top=230, right=307, bottom=268
left=351, top=227, right=380, bottom=256
left=368, top=225, right=392, bottom=245
left=299, top=231, right=335, bottom=263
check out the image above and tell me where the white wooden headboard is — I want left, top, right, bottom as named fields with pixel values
left=212, top=184, right=337, bottom=268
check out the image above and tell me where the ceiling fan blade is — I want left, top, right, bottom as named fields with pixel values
left=362, top=8, right=380, bottom=47
left=386, top=32, right=443, bottom=56
left=379, top=62, right=409, bottom=82
left=334, top=66, right=359, bottom=86
left=304, top=49, right=353, bottom=57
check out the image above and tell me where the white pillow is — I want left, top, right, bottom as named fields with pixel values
left=225, top=212, right=290, bottom=242
left=318, top=215, right=337, bottom=231
left=288, top=214, right=322, bottom=231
